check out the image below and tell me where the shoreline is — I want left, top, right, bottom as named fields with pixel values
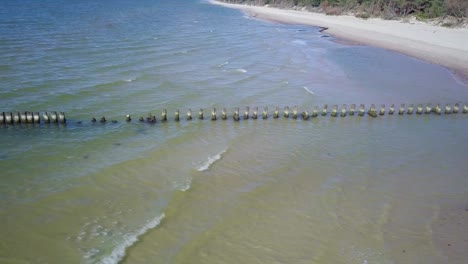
left=210, top=0, right=468, bottom=81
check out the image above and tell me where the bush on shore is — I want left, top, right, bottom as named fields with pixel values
left=219, top=0, right=468, bottom=20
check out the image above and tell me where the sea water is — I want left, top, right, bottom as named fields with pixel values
left=0, top=0, right=467, bottom=263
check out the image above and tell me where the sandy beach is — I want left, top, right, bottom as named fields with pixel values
left=211, top=0, right=468, bottom=79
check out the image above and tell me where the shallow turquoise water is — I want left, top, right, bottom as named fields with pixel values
left=1, top=1, right=467, bottom=263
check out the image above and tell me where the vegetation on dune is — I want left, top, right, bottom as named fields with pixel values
left=219, top=0, right=467, bottom=22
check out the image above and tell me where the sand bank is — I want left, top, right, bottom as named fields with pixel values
left=211, top=1, right=468, bottom=79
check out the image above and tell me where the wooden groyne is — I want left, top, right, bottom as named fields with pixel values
left=1, top=103, right=467, bottom=126
left=0, top=111, right=66, bottom=125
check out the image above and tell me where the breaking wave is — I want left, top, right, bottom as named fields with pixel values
left=233, top=68, right=247, bottom=73
left=100, top=213, right=165, bottom=264
left=303, top=86, right=315, bottom=95
left=196, top=149, right=227, bottom=172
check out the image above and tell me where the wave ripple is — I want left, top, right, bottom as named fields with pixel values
left=196, top=149, right=227, bottom=172
left=100, top=213, right=165, bottom=264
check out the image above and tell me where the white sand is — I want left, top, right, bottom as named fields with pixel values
left=211, top=1, right=468, bottom=78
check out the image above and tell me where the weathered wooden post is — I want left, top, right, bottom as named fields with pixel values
left=13, top=112, right=20, bottom=124
left=312, top=106, right=318, bottom=117
left=222, top=108, right=227, bottom=120
left=243, top=107, right=249, bottom=120
left=349, top=104, right=356, bottom=115
left=126, top=114, right=132, bottom=122
left=463, top=104, right=468, bottom=114
left=444, top=103, right=452, bottom=114
left=4, top=112, right=11, bottom=124
left=24, top=112, right=30, bottom=123
left=32, top=112, right=40, bottom=123
left=262, top=107, right=268, bottom=119
left=292, top=106, right=298, bottom=119
left=100, top=116, right=107, bottom=123
left=148, top=113, right=157, bottom=123
left=50, top=112, right=58, bottom=123
left=252, top=107, right=258, bottom=119
left=331, top=105, right=338, bottom=117
left=174, top=110, right=180, bottom=121
left=198, top=109, right=204, bottom=120
left=273, top=107, right=280, bottom=118
left=453, top=103, right=459, bottom=114
left=0, top=112, right=5, bottom=124
left=379, top=104, right=385, bottom=115
left=58, top=112, right=66, bottom=123
left=211, top=108, right=217, bottom=121
left=302, top=110, right=309, bottom=120
left=425, top=104, right=432, bottom=114
left=416, top=104, right=423, bottom=114
left=388, top=104, right=395, bottom=115
left=161, top=109, right=167, bottom=121
left=42, top=112, right=50, bottom=123
left=187, top=109, right=192, bottom=120
left=367, top=104, right=377, bottom=117
left=358, top=104, right=365, bottom=116
left=398, top=104, right=405, bottom=115
left=340, top=104, right=347, bottom=117
left=233, top=107, right=240, bottom=121
left=407, top=104, right=414, bottom=115
left=4, top=112, right=12, bottom=124
left=283, top=106, right=290, bottom=118
left=20, top=112, right=27, bottom=123
left=433, top=104, right=442, bottom=115
left=321, top=104, right=328, bottom=116
left=26, top=112, right=33, bottom=123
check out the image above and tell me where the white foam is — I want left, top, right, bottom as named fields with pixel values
left=303, top=86, right=315, bottom=95
left=124, top=78, right=136, bottom=82
left=100, top=213, right=165, bottom=264
left=179, top=177, right=192, bottom=192
left=84, top=248, right=100, bottom=260
left=217, top=61, right=229, bottom=67
left=196, top=149, right=227, bottom=172
left=233, top=68, right=247, bottom=73
left=292, top=39, right=307, bottom=45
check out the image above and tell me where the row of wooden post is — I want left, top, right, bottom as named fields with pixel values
left=2, top=103, right=466, bottom=126
left=0, top=111, right=66, bottom=124
left=96, top=103, right=468, bottom=123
